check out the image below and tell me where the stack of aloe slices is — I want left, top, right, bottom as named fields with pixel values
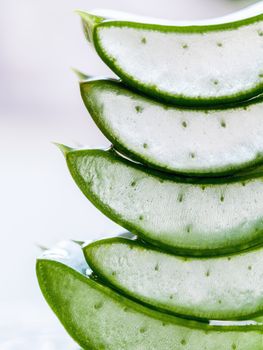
left=37, top=5, right=263, bottom=350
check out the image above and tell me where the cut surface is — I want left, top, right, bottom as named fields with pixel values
left=37, top=242, right=263, bottom=350
left=84, top=238, right=263, bottom=320
left=61, top=146, right=263, bottom=256
left=81, top=12, right=263, bottom=106
left=81, top=79, right=263, bottom=175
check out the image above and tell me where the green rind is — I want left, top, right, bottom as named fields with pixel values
left=80, top=78, right=263, bottom=176
left=135, top=229, right=263, bottom=258
left=77, top=11, right=104, bottom=43
left=37, top=260, right=91, bottom=350
left=36, top=255, right=263, bottom=350
left=64, top=147, right=263, bottom=187
left=83, top=237, right=263, bottom=321
left=62, top=147, right=263, bottom=256
left=81, top=11, right=263, bottom=106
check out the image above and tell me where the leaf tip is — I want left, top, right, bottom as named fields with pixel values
left=53, top=143, right=73, bottom=156
left=36, top=243, right=49, bottom=252
left=71, top=67, right=92, bottom=81
left=75, top=10, right=104, bottom=42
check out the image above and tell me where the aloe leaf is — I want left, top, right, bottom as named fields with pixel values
left=37, top=241, right=263, bottom=350
left=79, top=11, right=263, bottom=106
left=84, top=237, right=263, bottom=321
left=80, top=78, right=263, bottom=175
left=59, top=147, right=263, bottom=256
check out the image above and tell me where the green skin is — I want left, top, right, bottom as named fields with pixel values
left=79, top=11, right=263, bottom=107
left=36, top=241, right=263, bottom=350
left=58, top=145, right=263, bottom=257
left=83, top=237, right=263, bottom=322
left=80, top=77, right=263, bottom=176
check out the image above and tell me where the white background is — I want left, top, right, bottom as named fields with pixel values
left=0, top=0, right=260, bottom=348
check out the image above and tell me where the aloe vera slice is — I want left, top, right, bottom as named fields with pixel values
left=84, top=237, right=263, bottom=321
left=59, top=145, right=263, bottom=256
left=81, top=78, right=263, bottom=175
left=36, top=241, right=263, bottom=350
left=79, top=11, right=263, bottom=106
